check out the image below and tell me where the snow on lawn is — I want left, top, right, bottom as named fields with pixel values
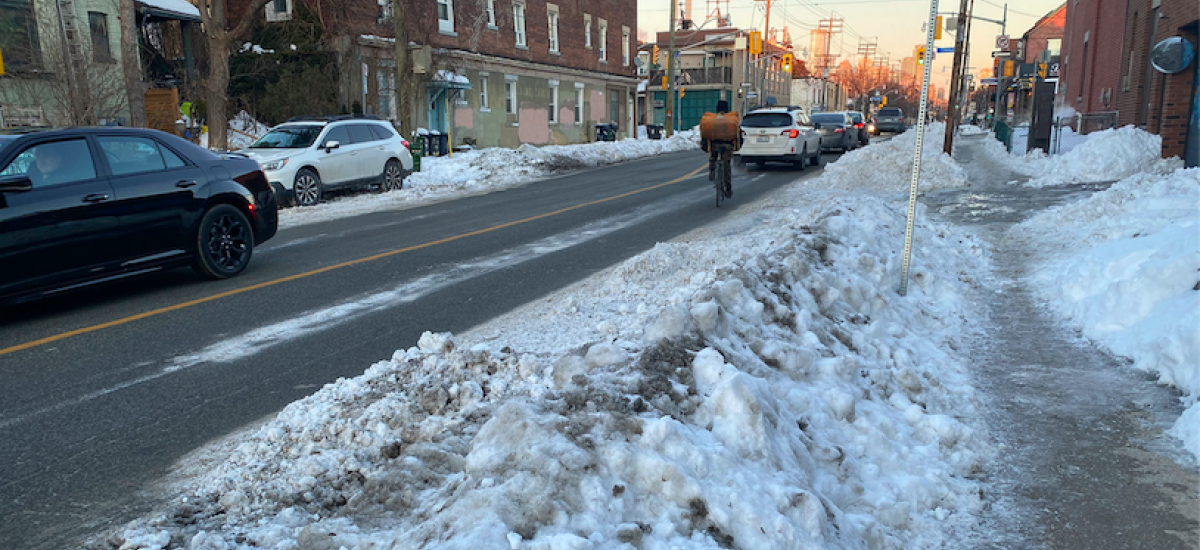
left=973, top=126, right=1182, bottom=187
left=807, top=123, right=969, bottom=192
left=1013, top=167, right=1200, bottom=461
left=278, top=132, right=700, bottom=229
left=112, top=186, right=993, bottom=548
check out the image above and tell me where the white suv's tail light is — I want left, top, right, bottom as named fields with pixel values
left=781, top=129, right=800, bottom=138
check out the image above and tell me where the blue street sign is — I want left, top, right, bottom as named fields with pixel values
left=870, top=96, right=883, bottom=102
left=980, top=78, right=999, bottom=85
left=936, top=47, right=955, bottom=53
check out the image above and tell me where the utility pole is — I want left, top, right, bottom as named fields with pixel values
left=941, top=0, right=973, bottom=153
left=392, top=0, right=414, bottom=139
left=666, top=0, right=677, bottom=137
left=992, top=4, right=1007, bottom=129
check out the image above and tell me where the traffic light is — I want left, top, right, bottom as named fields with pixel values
left=680, top=87, right=686, bottom=99
left=651, top=45, right=659, bottom=69
left=1037, top=63, right=1047, bottom=78
left=661, top=76, right=668, bottom=89
left=0, top=48, right=5, bottom=76
left=781, top=53, right=793, bottom=72
left=917, top=47, right=926, bottom=65
left=935, top=16, right=943, bottom=40
left=749, top=31, right=763, bottom=55
left=882, top=96, right=888, bottom=105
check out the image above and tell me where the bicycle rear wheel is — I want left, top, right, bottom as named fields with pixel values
left=714, top=161, right=725, bottom=207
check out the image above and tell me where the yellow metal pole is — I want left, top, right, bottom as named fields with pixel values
left=446, top=94, right=453, bottom=158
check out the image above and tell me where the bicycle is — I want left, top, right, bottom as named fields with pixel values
left=709, top=142, right=734, bottom=207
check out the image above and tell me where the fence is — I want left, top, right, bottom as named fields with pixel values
left=1051, top=111, right=1118, bottom=154
left=0, top=106, right=49, bottom=128
left=648, top=67, right=734, bottom=86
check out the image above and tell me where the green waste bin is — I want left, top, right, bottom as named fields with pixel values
left=411, top=146, right=422, bottom=173
left=994, top=120, right=1012, bottom=152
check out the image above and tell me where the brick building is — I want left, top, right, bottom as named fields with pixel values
left=1058, top=0, right=1123, bottom=114
left=238, top=0, right=639, bottom=147
left=1115, top=0, right=1198, bottom=162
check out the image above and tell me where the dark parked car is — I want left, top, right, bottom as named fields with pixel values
left=847, top=111, right=870, bottom=146
left=811, top=112, right=859, bottom=153
left=875, top=107, right=907, bottom=134
left=0, top=128, right=278, bottom=302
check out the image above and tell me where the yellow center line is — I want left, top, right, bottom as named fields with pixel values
left=0, top=163, right=708, bottom=357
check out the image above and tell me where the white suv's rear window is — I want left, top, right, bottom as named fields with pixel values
left=742, top=113, right=794, bottom=128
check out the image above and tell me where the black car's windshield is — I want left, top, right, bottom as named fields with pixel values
left=742, top=113, right=794, bottom=127
left=250, top=126, right=322, bottom=149
left=848, top=113, right=863, bottom=123
left=810, top=114, right=845, bottom=124
left=878, top=108, right=902, bottom=117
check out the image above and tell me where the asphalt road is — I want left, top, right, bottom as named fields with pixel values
left=0, top=147, right=835, bottom=548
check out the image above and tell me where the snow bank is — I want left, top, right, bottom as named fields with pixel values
left=1014, top=167, right=1200, bottom=461
left=979, top=126, right=1181, bottom=187
left=958, top=125, right=986, bottom=137
left=112, top=190, right=992, bottom=550
left=278, top=132, right=700, bottom=229
left=199, top=111, right=270, bottom=151
left=808, top=123, right=968, bottom=191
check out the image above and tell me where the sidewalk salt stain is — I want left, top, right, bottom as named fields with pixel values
left=927, top=136, right=1199, bottom=549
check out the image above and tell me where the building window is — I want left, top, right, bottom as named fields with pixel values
left=377, top=0, right=392, bottom=23
left=549, top=81, right=559, bottom=123
left=574, top=85, right=584, bottom=124
left=0, top=2, right=42, bottom=71
left=505, top=77, right=518, bottom=114
left=266, top=0, right=292, bottom=22
left=87, top=12, right=113, bottom=64
left=437, top=0, right=454, bottom=34
left=609, top=90, right=618, bottom=124
left=480, top=74, right=490, bottom=110
left=584, top=14, right=592, bottom=49
left=547, top=4, right=559, bottom=53
left=622, top=26, right=630, bottom=66
left=513, top=1, right=526, bottom=47
left=598, top=19, right=607, bottom=61
left=486, top=0, right=496, bottom=26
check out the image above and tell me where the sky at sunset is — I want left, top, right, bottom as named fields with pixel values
left=637, top=0, right=1060, bottom=95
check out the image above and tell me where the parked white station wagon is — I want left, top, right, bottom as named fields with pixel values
left=734, top=107, right=822, bottom=169
left=241, top=116, right=414, bottom=206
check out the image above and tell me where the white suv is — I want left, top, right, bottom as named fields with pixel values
left=735, top=107, right=822, bottom=169
left=241, top=116, right=414, bottom=206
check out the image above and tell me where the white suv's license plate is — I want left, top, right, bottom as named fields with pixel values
left=756, top=136, right=771, bottom=142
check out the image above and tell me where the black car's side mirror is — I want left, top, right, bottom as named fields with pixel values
left=0, top=175, right=33, bottom=193
left=323, top=140, right=340, bottom=152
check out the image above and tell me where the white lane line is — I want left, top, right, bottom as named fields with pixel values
left=0, top=198, right=687, bottom=429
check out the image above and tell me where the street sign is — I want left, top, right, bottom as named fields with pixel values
left=741, top=82, right=753, bottom=87
left=870, top=96, right=883, bottom=102
left=996, top=35, right=1010, bottom=49
left=746, top=91, right=759, bottom=99
left=980, top=77, right=999, bottom=85
left=936, top=47, right=955, bottom=54
left=1049, top=62, right=1060, bottom=77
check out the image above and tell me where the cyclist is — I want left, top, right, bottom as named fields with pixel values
left=699, top=100, right=741, bottom=198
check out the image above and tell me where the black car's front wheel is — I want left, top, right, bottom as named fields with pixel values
left=193, top=204, right=254, bottom=279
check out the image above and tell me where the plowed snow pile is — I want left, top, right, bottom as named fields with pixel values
left=807, top=124, right=969, bottom=191
left=111, top=187, right=993, bottom=549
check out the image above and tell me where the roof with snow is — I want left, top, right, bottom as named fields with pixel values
left=137, top=0, right=200, bottom=21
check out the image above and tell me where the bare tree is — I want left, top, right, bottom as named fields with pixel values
left=392, top=0, right=413, bottom=136
left=196, top=0, right=273, bottom=150
left=119, top=0, right=147, bottom=127
left=832, top=58, right=885, bottom=110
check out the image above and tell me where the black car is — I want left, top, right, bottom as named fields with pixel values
left=847, top=111, right=870, bottom=146
left=0, top=128, right=278, bottom=302
left=811, top=112, right=859, bottom=153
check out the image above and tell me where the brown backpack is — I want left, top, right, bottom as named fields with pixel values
left=699, top=112, right=740, bottom=142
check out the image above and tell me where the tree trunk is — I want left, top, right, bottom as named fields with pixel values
left=207, top=35, right=231, bottom=150
left=119, top=0, right=147, bottom=127
left=392, top=0, right=413, bottom=138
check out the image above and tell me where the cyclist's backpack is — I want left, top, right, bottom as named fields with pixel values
left=699, top=112, right=740, bottom=142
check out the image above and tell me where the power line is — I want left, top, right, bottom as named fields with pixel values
left=976, top=0, right=1044, bottom=18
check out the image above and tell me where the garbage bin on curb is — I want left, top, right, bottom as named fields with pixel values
left=411, top=145, right=422, bottom=173
left=595, top=123, right=618, bottom=142
left=646, top=124, right=664, bottom=140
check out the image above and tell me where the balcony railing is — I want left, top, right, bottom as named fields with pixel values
left=647, top=67, right=734, bottom=86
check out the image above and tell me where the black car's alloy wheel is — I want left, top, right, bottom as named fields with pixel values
left=293, top=169, right=323, bottom=206
left=383, top=160, right=404, bottom=191
left=194, top=204, right=254, bottom=279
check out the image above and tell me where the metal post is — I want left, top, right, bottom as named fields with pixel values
left=666, top=0, right=677, bottom=137
left=899, top=0, right=940, bottom=297
left=992, top=4, right=1006, bottom=128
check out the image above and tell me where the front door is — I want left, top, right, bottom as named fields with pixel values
left=428, top=88, right=448, bottom=134
left=316, top=125, right=356, bottom=185
left=0, top=138, right=119, bottom=293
